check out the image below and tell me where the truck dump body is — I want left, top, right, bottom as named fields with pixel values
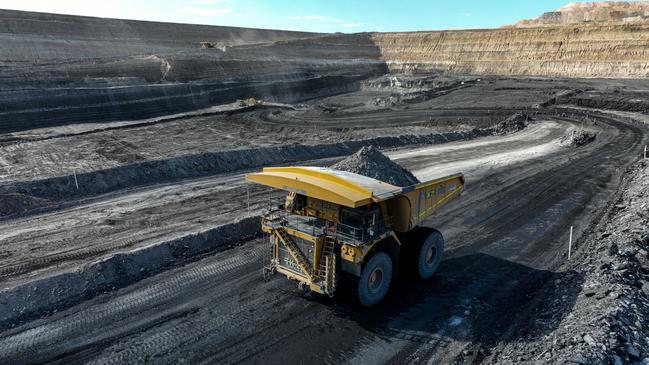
left=247, top=166, right=403, bottom=208
left=387, top=174, right=465, bottom=232
left=246, top=166, right=464, bottom=304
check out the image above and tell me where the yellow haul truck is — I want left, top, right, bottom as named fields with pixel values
left=246, top=166, right=464, bottom=306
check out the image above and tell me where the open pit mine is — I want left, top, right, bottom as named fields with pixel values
left=0, top=3, right=648, bottom=364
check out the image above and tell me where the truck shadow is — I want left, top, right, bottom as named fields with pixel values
left=323, top=253, right=584, bottom=347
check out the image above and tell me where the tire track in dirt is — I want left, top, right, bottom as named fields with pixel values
left=344, top=113, right=646, bottom=363
left=0, top=117, right=546, bottom=286
left=0, top=244, right=265, bottom=363
left=3, top=112, right=644, bottom=364
left=0, top=117, right=583, bottom=363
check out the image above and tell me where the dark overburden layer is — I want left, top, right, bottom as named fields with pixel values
left=0, top=10, right=386, bottom=131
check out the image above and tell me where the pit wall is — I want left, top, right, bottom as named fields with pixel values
left=0, top=71, right=381, bottom=133
left=0, top=9, right=319, bottom=62
left=0, top=10, right=386, bottom=132
left=370, top=23, right=649, bottom=78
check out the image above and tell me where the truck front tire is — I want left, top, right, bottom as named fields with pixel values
left=417, top=229, right=444, bottom=279
left=358, top=252, right=392, bottom=307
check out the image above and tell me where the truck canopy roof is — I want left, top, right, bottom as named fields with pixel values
left=246, top=166, right=402, bottom=208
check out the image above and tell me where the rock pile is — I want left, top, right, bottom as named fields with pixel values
left=331, top=146, right=420, bottom=187
left=492, top=112, right=532, bottom=135
left=371, top=95, right=399, bottom=108
left=560, top=129, right=597, bottom=147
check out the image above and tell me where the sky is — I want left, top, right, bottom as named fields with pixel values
left=0, top=1, right=617, bottom=32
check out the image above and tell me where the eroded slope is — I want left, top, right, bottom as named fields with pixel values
left=371, top=23, right=649, bottom=78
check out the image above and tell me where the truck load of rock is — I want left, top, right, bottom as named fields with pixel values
left=331, top=146, right=420, bottom=187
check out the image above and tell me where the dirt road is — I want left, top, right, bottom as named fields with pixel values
left=0, top=117, right=561, bottom=286
left=1, top=110, right=645, bottom=364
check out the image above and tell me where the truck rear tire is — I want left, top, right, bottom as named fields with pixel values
left=358, top=252, right=392, bottom=307
left=417, top=229, right=444, bottom=279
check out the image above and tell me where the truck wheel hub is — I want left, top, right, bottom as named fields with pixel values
left=368, top=268, right=383, bottom=292
left=425, top=246, right=436, bottom=266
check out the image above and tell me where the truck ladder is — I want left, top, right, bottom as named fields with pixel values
left=317, top=237, right=337, bottom=296
left=274, top=228, right=314, bottom=280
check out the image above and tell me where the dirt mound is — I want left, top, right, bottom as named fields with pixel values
left=492, top=112, right=532, bottom=135
left=331, top=146, right=420, bottom=187
left=560, top=129, right=596, bottom=147
left=0, top=194, right=50, bottom=217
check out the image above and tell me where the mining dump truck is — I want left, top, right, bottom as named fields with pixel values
left=246, top=167, right=464, bottom=306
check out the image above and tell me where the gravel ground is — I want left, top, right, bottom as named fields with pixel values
left=1, top=107, right=645, bottom=364
left=485, top=160, right=649, bottom=365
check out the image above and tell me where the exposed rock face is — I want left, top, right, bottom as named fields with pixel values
left=331, top=146, right=420, bottom=187
left=370, top=23, right=649, bottom=78
left=512, top=1, right=649, bottom=27
left=0, top=10, right=386, bottom=132
left=5, top=6, right=649, bottom=132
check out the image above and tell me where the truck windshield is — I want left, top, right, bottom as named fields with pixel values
left=340, top=207, right=384, bottom=241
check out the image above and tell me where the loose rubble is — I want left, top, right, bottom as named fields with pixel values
left=487, top=160, right=649, bottom=365
left=560, top=129, right=597, bottom=147
left=493, top=112, right=533, bottom=135
left=331, top=146, right=420, bottom=187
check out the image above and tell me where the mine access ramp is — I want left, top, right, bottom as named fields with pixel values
left=246, top=166, right=464, bottom=306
